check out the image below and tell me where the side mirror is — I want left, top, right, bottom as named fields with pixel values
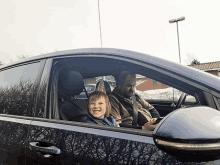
left=153, top=106, right=220, bottom=162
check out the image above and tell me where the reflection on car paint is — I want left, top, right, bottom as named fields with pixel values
left=27, top=120, right=207, bottom=165
left=0, top=117, right=31, bottom=165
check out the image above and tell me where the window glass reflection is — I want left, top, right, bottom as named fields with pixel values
left=0, top=62, right=42, bottom=116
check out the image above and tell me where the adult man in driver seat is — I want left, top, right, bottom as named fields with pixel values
left=108, top=71, right=161, bottom=131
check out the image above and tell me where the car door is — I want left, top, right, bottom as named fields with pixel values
left=25, top=56, right=170, bottom=165
left=0, top=60, right=46, bottom=165
left=26, top=54, right=220, bottom=164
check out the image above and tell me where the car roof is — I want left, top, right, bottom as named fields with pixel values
left=1, top=48, right=220, bottom=94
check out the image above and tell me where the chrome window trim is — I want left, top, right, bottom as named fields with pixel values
left=155, top=139, right=220, bottom=151
left=0, top=114, right=33, bottom=123
left=31, top=117, right=154, bottom=144
left=0, top=60, right=41, bottom=72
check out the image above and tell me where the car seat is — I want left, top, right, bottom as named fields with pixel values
left=58, top=69, right=88, bottom=122
left=96, top=80, right=112, bottom=94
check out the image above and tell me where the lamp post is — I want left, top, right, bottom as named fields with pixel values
left=169, top=16, right=185, bottom=64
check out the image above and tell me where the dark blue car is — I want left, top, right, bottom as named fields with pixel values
left=0, top=48, right=220, bottom=164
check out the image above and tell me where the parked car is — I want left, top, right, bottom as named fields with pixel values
left=1, top=48, right=220, bottom=165
left=85, top=84, right=96, bottom=93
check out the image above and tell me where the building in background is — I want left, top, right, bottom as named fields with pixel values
left=136, top=61, right=220, bottom=91
left=189, top=61, right=220, bottom=77
left=136, top=74, right=169, bottom=91
left=84, top=75, right=170, bottom=92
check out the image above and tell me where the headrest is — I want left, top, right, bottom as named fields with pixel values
left=96, top=80, right=112, bottom=95
left=59, top=69, right=84, bottom=96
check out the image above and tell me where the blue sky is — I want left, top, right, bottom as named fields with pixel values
left=1, top=0, right=220, bottom=65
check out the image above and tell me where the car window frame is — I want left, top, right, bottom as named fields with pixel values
left=51, top=55, right=210, bottom=100
left=42, top=55, right=219, bottom=135
left=34, top=59, right=53, bottom=118
left=42, top=56, right=156, bottom=135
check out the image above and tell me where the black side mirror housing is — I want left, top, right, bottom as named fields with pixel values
left=153, top=106, right=220, bottom=162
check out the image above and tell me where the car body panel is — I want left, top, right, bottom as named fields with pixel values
left=27, top=118, right=179, bottom=165
left=0, top=115, right=32, bottom=165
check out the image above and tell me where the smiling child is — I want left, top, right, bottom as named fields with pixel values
left=85, top=91, right=119, bottom=127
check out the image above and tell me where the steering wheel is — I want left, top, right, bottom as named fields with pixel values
left=175, top=93, right=187, bottom=109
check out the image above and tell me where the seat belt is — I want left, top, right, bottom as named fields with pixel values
left=59, top=89, right=103, bottom=125
left=132, top=95, right=138, bottom=126
left=109, top=93, right=138, bottom=126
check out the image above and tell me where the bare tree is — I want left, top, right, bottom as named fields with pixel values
left=184, top=53, right=197, bottom=65
left=191, top=59, right=200, bottom=65
left=10, top=54, right=31, bottom=63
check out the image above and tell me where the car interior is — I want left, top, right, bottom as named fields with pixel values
left=46, top=57, right=201, bottom=128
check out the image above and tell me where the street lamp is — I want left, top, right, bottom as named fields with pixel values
left=169, top=16, right=185, bottom=64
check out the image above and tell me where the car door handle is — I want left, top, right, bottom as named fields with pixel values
left=29, top=142, right=61, bottom=155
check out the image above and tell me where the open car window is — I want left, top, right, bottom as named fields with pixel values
left=47, top=55, right=205, bottom=124
left=136, top=76, right=197, bottom=102
left=135, top=75, right=197, bottom=117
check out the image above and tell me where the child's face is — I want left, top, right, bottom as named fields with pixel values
left=89, top=96, right=107, bottom=119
